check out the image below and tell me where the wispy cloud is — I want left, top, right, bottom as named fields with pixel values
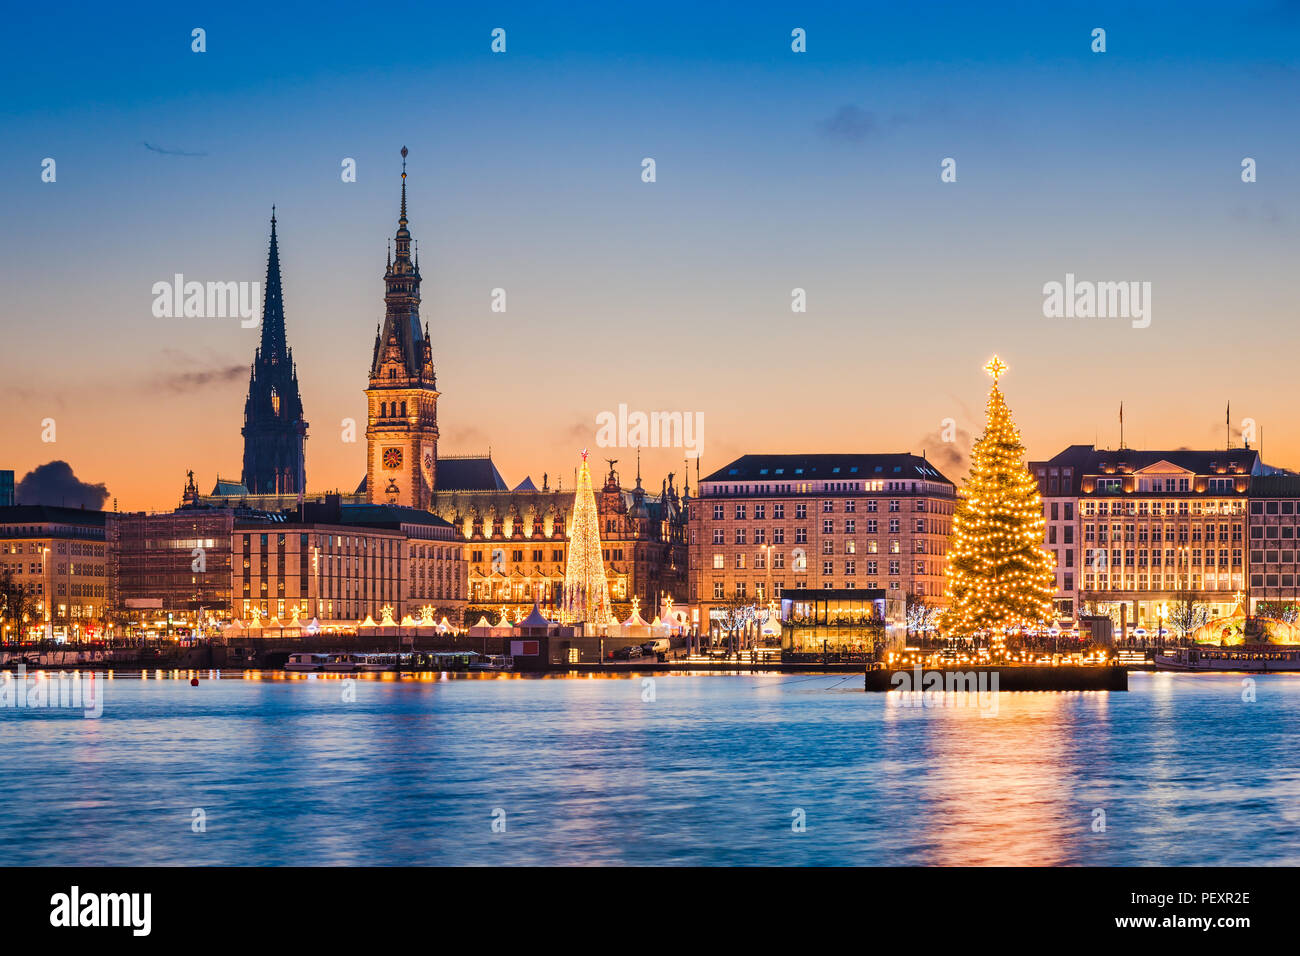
left=817, top=105, right=910, bottom=144
left=142, top=141, right=208, bottom=157
left=152, top=348, right=245, bottom=394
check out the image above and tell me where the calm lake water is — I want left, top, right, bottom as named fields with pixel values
left=2, top=670, right=1298, bottom=866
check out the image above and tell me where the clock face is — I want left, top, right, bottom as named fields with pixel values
left=383, top=447, right=403, bottom=470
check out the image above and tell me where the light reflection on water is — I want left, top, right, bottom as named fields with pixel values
left=1, top=671, right=1298, bottom=866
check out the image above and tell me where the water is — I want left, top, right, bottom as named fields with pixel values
left=2, top=670, right=1298, bottom=865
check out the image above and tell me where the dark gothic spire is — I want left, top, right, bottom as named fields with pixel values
left=260, top=207, right=287, bottom=361
left=242, top=209, right=308, bottom=496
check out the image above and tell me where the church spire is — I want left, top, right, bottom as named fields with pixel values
left=260, top=206, right=287, bottom=361
left=242, top=208, right=308, bottom=496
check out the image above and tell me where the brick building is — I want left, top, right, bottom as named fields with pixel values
left=688, top=454, right=955, bottom=629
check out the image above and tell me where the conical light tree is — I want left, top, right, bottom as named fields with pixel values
left=942, top=357, right=1056, bottom=639
left=562, top=450, right=614, bottom=626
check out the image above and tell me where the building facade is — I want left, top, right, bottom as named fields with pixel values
left=1031, top=445, right=1269, bottom=631
left=688, top=454, right=955, bottom=628
left=110, top=506, right=236, bottom=634
left=1246, top=474, right=1300, bottom=615
left=0, top=505, right=109, bottom=638
left=241, top=211, right=309, bottom=495
left=365, top=149, right=440, bottom=510
left=426, top=455, right=688, bottom=623
left=232, top=498, right=463, bottom=624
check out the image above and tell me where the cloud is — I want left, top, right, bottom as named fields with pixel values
left=142, top=141, right=208, bottom=157
left=155, top=364, right=246, bottom=394
left=916, top=425, right=972, bottom=478
left=151, top=349, right=246, bottom=394
left=816, top=105, right=911, bottom=144
left=16, top=461, right=110, bottom=509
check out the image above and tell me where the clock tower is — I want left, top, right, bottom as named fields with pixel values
left=365, top=147, right=439, bottom=509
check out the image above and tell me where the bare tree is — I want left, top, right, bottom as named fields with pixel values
left=905, top=592, right=941, bottom=639
left=1166, top=592, right=1209, bottom=643
left=0, top=568, right=31, bottom=642
left=714, top=595, right=756, bottom=652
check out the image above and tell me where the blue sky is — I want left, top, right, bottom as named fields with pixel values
left=1, top=1, right=1297, bottom=506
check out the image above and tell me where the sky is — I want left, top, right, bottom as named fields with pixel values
left=2, top=1, right=1298, bottom=509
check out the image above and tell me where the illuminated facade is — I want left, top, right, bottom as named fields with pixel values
left=110, top=506, right=235, bottom=633
left=689, top=454, right=955, bottom=627
left=780, top=588, right=905, bottom=654
left=430, top=456, right=687, bottom=622
left=232, top=499, right=463, bottom=624
left=0, top=505, right=109, bottom=637
left=1031, top=445, right=1274, bottom=629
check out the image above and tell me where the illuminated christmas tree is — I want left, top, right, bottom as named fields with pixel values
left=942, top=356, right=1056, bottom=640
left=562, top=450, right=614, bottom=626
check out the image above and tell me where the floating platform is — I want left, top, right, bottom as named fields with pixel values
left=864, top=664, right=1128, bottom=692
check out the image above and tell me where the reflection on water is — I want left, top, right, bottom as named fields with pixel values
left=1, top=671, right=1298, bottom=865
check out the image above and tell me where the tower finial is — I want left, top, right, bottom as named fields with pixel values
left=399, top=146, right=408, bottom=225
left=271, top=204, right=276, bottom=228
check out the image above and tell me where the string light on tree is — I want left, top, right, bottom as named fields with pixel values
left=942, top=356, right=1056, bottom=645
left=562, top=449, right=614, bottom=627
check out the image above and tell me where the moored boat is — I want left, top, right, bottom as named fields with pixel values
left=285, top=652, right=330, bottom=672
left=1154, top=645, right=1300, bottom=672
left=322, top=653, right=366, bottom=673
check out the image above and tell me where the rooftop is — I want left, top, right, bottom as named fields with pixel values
left=702, top=453, right=953, bottom=486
